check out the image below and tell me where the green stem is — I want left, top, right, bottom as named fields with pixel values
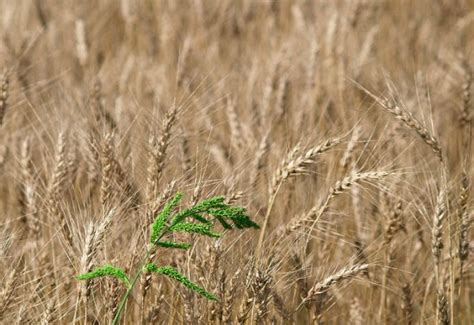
left=112, top=230, right=167, bottom=325
left=112, top=266, right=144, bottom=325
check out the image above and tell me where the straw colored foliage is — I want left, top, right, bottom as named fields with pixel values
left=0, top=1, right=473, bottom=324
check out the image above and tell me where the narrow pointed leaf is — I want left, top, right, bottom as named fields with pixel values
left=208, top=207, right=259, bottom=229
left=76, top=264, right=131, bottom=288
left=215, top=215, right=232, bottom=229
left=150, top=192, right=183, bottom=244
left=170, top=196, right=226, bottom=226
left=189, top=212, right=211, bottom=224
left=170, top=222, right=221, bottom=238
left=157, top=241, right=192, bottom=250
left=144, top=264, right=217, bottom=301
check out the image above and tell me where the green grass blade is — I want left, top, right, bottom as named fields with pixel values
left=77, top=264, right=131, bottom=288
left=170, top=222, right=221, bottom=238
left=157, top=241, right=192, bottom=250
left=150, top=192, right=183, bottom=244
left=144, top=264, right=217, bottom=301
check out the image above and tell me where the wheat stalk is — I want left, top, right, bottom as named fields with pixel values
left=253, top=268, right=272, bottom=322
left=0, top=69, right=9, bottom=126
left=286, top=171, right=388, bottom=234
left=79, top=209, right=115, bottom=302
left=340, top=125, right=361, bottom=170
left=90, top=79, right=117, bottom=131
left=226, top=97, right=244, bottom=149
left=256, top=136, right=343, bottom=258
left=272, top=288, right=293, bottom=322
left=146, top=106, right=179, bottom=204
left=46, top=132, right=73, bottom=249
left=458, top=173, right=470, bottom=272
left=20, top=138, right=39, bottom=239
left=364, top=87, right=443, bottom=161
left=299, top=263, right=368, bottom=310
left=350, top=298, right=364, bottom=325
left=249, top=131, right=270, bottom=192
left=40, top=299, right=56, bottom=325
left=401, top=283, right=414, bottom=325
left=75, top=19, right=88, bottom=66
left=0, top=263, right=19, bottom=318
left=222, top=268, right=241, bottom=324
left=437, top=289, right=450, bottom=325
left=460, top=60, right=472, bottom=126
left=432, top=189, right=446, bottom=285
left=100, top=132, right=114, bottom=209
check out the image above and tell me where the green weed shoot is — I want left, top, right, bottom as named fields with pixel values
left=77, top=192, right=259, bottom=324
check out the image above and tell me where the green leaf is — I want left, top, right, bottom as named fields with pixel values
left=150, top=192, right=183, bottom=244
left=170, top=222, right=221, bottom=238
left=214, top=215, right=232, bottom=229
left=208, top=206, right=259, bottom=229
left=189, top=212, right=211, bottom=225
left=76, top=264, right=131, bottom=288
left=192, top=196, right=226, bottom=212
left=170, top=196, right=226, bottom=226
left=157, top=241, right=192, bottom=250
left=151, top=193, right=258, bottom=244
left=144, top=264, right=217, bottom=301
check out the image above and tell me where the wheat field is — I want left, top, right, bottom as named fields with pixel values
left=0, top=0, right=473, bottom=324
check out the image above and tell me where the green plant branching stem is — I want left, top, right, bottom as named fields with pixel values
left=112, top=231, right=166, bottom=324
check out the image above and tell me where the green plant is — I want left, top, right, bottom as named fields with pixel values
left=76, top=192, right=259, bottom=324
